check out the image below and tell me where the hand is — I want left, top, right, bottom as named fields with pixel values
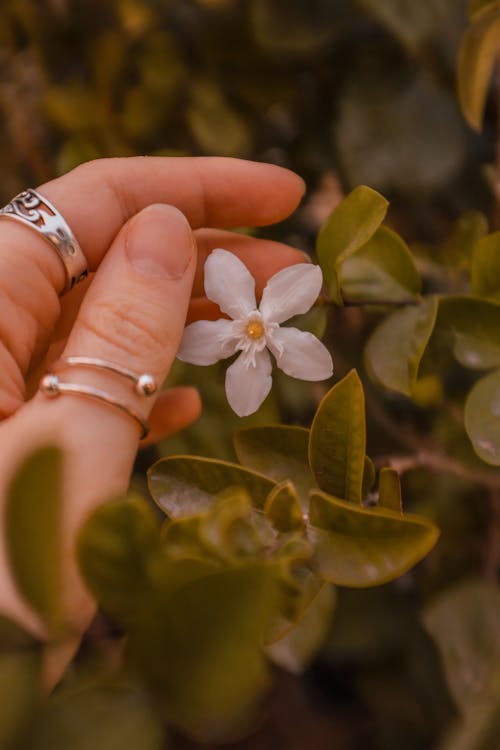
left=0, top=156, right=305, bottom=640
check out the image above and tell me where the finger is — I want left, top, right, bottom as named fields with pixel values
left=191, top=228, right=306, bottom=297
left=139, top=387, right=201, bottom=448
left=0, top=157, right=305, bottom=296
left=51, top=203, right=195, bottom=434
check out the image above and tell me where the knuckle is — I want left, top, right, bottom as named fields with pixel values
left=76, top=299, right=167, bottom=363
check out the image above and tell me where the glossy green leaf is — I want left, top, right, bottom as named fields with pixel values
left=423, top=578, right=500, bottom=709
left=6, top=446, right=62, bottom=632
left=471, top=231, right=500, bottom=300
left=266, top=583, right=335, bottom=674
left=309, top=370, right=366, bottom=504
left=148, top=456, right=276, bottom=517
left=316, top=186, right=388, bottom=304
left=365, top=296, right=439, bottom=395
left=378, top=468, right=403, bottom=512
left=264, top=481, right=305, bottom=533
left=25, top=682, right=163, bottom=750
left=128, top=563, right=280, bottom=742
left=233, top=426, right=314, bottom=506
left=339, top=226, right=421, bottom=303
left=308, top=490, right=440, bottom=587
left=437, top=297, right=500, bottom=369
left=0, top=650, right=40, bottom=749
left=77, top=494, right=162, bottom=627
left=464, top=369, right=500, bottom=465
left=458, top=8, right=500, bottom=130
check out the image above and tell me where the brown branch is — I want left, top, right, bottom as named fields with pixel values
left=375, top=451, right=500, bottom=491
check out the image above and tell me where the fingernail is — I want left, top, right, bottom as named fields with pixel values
left=125, top=204, right=194, bottom=280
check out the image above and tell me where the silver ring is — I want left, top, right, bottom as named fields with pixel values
left=40, top=375, right=149, bottom=438
left=54, top=356, right=157, bottom=396
left=0, top=189, right=88, bottom=294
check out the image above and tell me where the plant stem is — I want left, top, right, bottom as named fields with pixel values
left=375, top=451, right=500, bottom=491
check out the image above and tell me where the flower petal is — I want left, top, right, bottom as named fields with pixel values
left=177, top=319, right=237, bottom=365
left=267, top=326, right=333, bottom=380
left=204, top=248, right=256, bottom=319
left=259, top=263, right=323, bottom=324
left=225, top=349, right=273, bottom=417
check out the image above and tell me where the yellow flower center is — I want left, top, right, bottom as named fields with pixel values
left=246, top=320, right=265, bottom=340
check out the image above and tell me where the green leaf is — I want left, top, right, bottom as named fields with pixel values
left=444, top=210, right=488, bottom=265
left=199, top=489, right=276, bottom=561
left=471, top=231, right=500, bottom=300
left=250, top=0, right=339, bottom=56
left=264, top=481, right=305, bottom=533
left=265, top=564, right=323, bottom=644
left=424, top=579, right=500, bottom=750
left=378, top=468, right=403, bottom=512
left=308, top=490, right=440, bottom=587
left=437, top=297, right=500, bottom=369
left=0, top=650, right=40, bottom=749
left=365, top=296, right=439, bottom=395
left=187, top=80, right=250, bottom=157
left=359, top=0, right=456, bottom=51
left=316, top=185, right=388, bottom=304
left=336, top=73, right=464, bottom=194
left=233, top=426, right=314, bottom=506
left=286, top=305, right=328, bottom=339
left=309, top=370, right=366, bottom=504
left=77, top=494, right=162, bottom=627
left=25, top=682, right=163, bottom=750
left=423, top=578, right=500, bottom=710
left=339, top=227, right=421, bottom=303
left=6, top=446, right=62, bottom=632
left=464, top=369, right=500, bottom=465
left=148, top=456, right=276, bottom=517
left=437, top=673, right=500, bottom=750
left=362, top=455, right=376, bottom=499
left=266, top=584, right=335, bottom=674
left=458, top=8, right=500, bottom=130
left=128, top=563, right=280, bottom=742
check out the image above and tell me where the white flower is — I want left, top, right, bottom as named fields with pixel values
left=177, top=248, right=333, bottom=416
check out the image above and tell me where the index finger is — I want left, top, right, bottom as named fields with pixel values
left=39, top=156, right=305, bottom=273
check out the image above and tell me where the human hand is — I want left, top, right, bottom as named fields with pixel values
left=0, top=156, right=305, bottom=640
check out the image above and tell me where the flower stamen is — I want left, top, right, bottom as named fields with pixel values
left=246, top=320, right=265, bottom=340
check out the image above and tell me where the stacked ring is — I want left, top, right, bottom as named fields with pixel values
left=40, top=357, right=157, bottom=438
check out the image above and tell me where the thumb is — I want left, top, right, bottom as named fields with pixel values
left=59, top=203, right=197, bottom=439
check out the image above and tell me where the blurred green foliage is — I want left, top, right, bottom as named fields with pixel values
left=1, top=1, right=500, bottom=749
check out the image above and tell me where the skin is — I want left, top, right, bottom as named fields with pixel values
left=0, top=156, right=306, bottom=646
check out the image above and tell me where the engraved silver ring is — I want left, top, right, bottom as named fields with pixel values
left=0, top=188, right=88, bottom=294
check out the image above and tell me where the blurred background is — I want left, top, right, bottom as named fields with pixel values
left=1, top=1, right=498, bottom=749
